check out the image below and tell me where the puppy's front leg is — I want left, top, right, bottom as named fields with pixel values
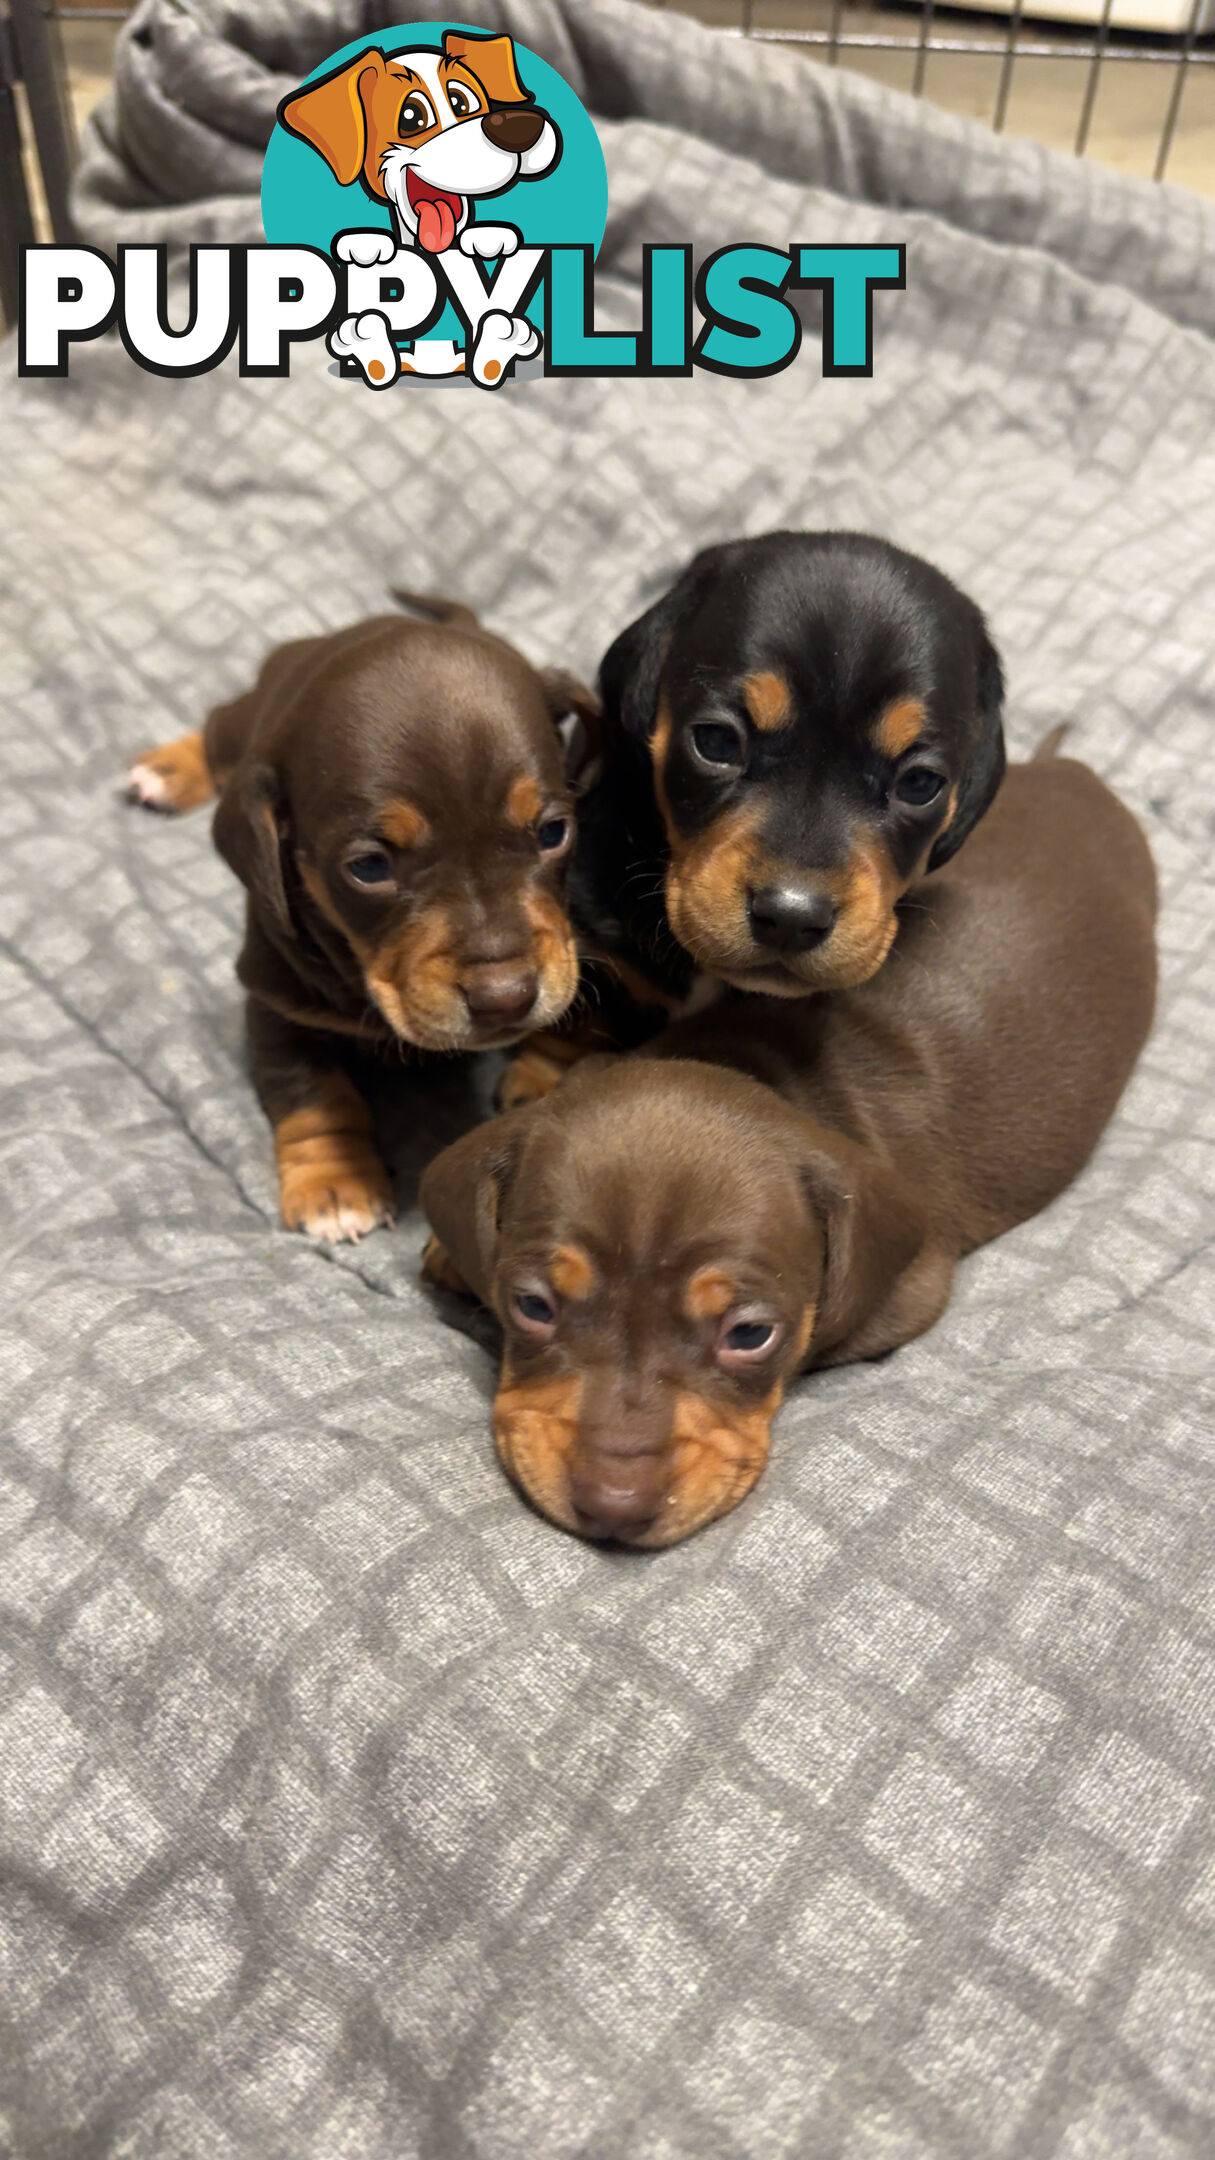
left=248, top=1003, right=394, bottom=1244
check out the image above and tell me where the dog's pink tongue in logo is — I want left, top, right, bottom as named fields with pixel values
left=407, top=171, right=462, bottom=254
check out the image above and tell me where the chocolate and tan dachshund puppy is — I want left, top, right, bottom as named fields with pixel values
left=422, top=746, right=1155, bottom=1547
left=128, top=598, right=595, bottom=1242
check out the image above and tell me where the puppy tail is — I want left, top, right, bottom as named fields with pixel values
left=1032, top=723, right=1070, bottom=761
left=389, top=587, right=481, bottom=631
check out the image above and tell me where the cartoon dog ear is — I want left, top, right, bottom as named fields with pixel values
left=796, top=1123, right=939, bottom=1364
left=442, top=30, right=532, bottom=105
left=420, top=1108, right=533, bottom=1310
left=928, top=614, right=1007, bottom=871
left=212, top=761, right=293, bottom=941
left=278, top=48, right=386, bottom=186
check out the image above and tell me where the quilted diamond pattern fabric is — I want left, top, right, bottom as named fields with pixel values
left=1, top=3, right=1213, bottom=2154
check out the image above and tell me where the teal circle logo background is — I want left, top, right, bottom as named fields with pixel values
left=261, top=21, right=607, bottom=348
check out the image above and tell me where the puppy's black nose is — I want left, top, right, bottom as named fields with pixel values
left=482, top=108, right=545, bottom=153
left=570, top=1466, right=661, bottom=1542
left=461, top=967, right=538, bottom=1030
left=748, top=884, right=838, bottom=954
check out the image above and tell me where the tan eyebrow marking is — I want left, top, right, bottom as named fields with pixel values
left=388, top=64, right=423, bottom=83
left=742, top=672, right=792, bottom=733
left=874, top=696, right=927, bottom=760
left=380, top=799, right=430, bottom=849
left=684, top=1267, right=736, bottom=1321
left=550, top=1244, right=596, bottom=1301
left=507, top=775, right=543, bottom=828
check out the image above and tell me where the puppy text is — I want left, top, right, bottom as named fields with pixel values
left=18, top=240, right=906, bottom=383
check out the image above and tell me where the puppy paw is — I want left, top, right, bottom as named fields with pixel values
left=496, top=1044, right=570, bottom=1112
left=460, top=223, right=520, bottom=260
left=471, top=309, right=540, bottom=389
left=126, top=731, right=214, bottom=814
left=327, top=311, right=401, bottom=389
left=274, top=1082, right=395, bottom=1243
left=334, top=230, right=398, bottom=269
left=421, top=1233, right=473, bottom=1296
left=280, top=1165, right=396, bottom=1244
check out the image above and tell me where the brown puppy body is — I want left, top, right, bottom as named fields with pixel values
left=129, top=604, right=594, bottom=1241
left=421, top=753, right=1157, bottom=1545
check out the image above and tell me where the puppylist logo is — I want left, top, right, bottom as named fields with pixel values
left=18, top=21, right=905, bottom=388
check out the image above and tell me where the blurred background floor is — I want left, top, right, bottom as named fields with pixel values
left=51, top=0, right=1215, bottom=197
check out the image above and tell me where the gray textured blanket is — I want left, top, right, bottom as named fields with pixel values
left=2, top=3, right=1214, bottom=2154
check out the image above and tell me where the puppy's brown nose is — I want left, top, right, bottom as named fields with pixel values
left=461, top=965, right=538, bottom=1030
left=570, top=1464, right=663, bottom=1542
left=749, top=884, right=837, bottom=954
left=482, top=108, right=545, bottom=153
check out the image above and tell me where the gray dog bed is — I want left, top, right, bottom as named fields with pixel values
left=1, top=2, right=1213, bottom=2153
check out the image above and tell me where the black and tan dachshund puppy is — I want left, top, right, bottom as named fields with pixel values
left=592, top=527, right=1004, bottom=985
left=505, top=531, right=1007, bottom=1100
left=423, top=746, right=1155, bottom=1547
left=127, top=597, right=596, bottom=1242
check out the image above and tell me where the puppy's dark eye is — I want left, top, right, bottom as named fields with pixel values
left=689, top=721, right=747, bottom=773
left=446, top=83, right=477, bottom=118
left=344, top=849, right=395, bottom=890
left=893, top=766, right=946, bottom=808
left=537, top=816, right=569, bottom=854
left=399, top=95, right=434, bottom=137
left=725, top=1320, right=775, bottom=1353
left=512, top=1288, right=557, bottom=1334
left=717, top=1313, right=782, bottom=1366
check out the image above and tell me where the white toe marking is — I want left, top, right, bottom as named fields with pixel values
left=301, top=1195, right=394, bottom=1244
left=127, top=762, right=167, bottom=806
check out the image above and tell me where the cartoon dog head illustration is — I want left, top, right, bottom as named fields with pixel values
left=280, top=30, right=561, bottom=255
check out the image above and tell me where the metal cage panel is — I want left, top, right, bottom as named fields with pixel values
left=648, top=0, right=1213, bottom=187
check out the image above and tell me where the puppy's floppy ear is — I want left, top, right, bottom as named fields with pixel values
left=929, top=614, right=1006, bottom=871
left=797, top=1122, right=935, bottom=1364
left=279, top=48, right=385, bottom=187
left=598, top=587, right=685, bottom=743
left=420, top=1109, right=533, bottom=1311
left=539, top=669, right=602, bottom=787
left=442, top=31, right=531, bottom=105
left=599, top=543, right=743, bottom=742
left=212, top=762, right=293, bottom=941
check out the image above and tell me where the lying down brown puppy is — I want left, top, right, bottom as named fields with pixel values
left=127, top=597, right=595, bottom=1242
left=421, top=745, right=1156, bottom=1547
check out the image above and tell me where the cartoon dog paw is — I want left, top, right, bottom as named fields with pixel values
left=471, top=309, right=541, bottom=389
left=334, top=230, right=398, bottom=269
left=459, top=224, right=520, bottom=261
left=327, top=311, right=401, bottom=389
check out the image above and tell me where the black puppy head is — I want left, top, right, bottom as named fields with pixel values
left=213, top=617, right=596, bottom=1052
left=600, top=532, right=1005, bottom=995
